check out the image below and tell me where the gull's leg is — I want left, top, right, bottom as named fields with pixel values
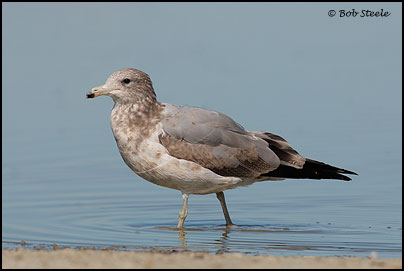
left=177, top=193, right=189, bottom=229
left=216, top=192, right=234, bottom=226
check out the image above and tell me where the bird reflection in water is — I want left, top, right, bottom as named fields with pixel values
left=175, top=226, right=233, bottom=254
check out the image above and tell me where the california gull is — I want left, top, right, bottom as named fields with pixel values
left=86, top=68, right=357, bottom=228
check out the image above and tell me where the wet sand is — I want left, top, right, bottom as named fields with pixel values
left=2, top=249, right=402, bottom=269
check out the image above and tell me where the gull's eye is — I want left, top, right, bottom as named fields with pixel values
left=122, top=78, right=131, bottom=84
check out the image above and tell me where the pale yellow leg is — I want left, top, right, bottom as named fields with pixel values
left=216, top=192, right=234, bottom=226
left=177, top=193, right=189, bottom=228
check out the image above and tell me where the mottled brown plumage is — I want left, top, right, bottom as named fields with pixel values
left=86, top=67, right=357, bottom=228
left=159, top=133, right=275, bottom=178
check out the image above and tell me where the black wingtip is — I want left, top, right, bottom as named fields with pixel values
left=337, top=168, right=358, bottom=176
left=339, top=174, right=352, bottom=181
left=320, top=171, right=352, bottom=181
left=263, top=159, right=357, bottom=181
left=306, top=159, right=358, bottom=176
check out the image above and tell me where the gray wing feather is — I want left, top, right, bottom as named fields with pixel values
left=250, top=131, right=306, bottom=169
left=159, top=104, right=280, bottom=177
left=161, top=104, right=248, bottom=146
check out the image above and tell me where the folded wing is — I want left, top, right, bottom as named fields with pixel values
left=159, top=104, right=281, bottom=177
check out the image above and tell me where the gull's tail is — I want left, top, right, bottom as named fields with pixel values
left=263, top=158, right=358, bottom=181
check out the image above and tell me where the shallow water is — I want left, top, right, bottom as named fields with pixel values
left=2, top=147, right=402, bottom=257
left=2, top=2, right=402, bottom=258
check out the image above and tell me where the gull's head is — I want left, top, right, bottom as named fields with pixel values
left=86, top=68, right=156, bottom=103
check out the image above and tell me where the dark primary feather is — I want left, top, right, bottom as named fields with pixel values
left=262, top=158, right=357, bottom=181
left=254, top=132, right=357, bottom=181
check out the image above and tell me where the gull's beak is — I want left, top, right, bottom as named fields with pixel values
left=86, top=84, right=117, bottom=99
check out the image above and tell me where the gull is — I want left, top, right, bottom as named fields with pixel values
left=86, top=68, right=357, bottom=228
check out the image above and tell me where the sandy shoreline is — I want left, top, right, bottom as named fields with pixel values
left=2, top=249, right=402, bottom=269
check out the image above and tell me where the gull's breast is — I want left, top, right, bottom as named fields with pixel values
left=112, top=123, right=244, bottom=195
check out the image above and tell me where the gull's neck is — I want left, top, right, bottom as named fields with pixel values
left=110, top=94, right=164, bottom=136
